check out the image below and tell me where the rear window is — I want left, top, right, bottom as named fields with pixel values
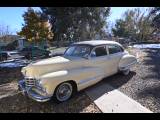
left=91, top=46, right=107, bottom=57
left=107, top=44, right=123, bottom=54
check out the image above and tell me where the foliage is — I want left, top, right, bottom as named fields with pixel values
left=0, top=25, right=12, bottom=37
left=150, top=7, right=160, bottom=33
left=112, top=8, right=154, bottom=42
left=17, top=7, right=53, bottom=43
left=112, top=19, right=127, bottom=38
left=40, top=7, right=110, bottom=46
left=0, top=25, right=13, bottom=43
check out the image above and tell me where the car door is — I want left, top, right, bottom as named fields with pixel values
left=88, top=45, right=111, bottom=78
left=106, top=44, right=124, bottom=75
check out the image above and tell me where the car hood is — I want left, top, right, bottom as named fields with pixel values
left=21, top=56, right=84, bottom=78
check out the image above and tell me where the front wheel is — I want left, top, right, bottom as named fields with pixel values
left=122, top=69, right=130, bottom=75
left=54, top=82, right=73, bottom=103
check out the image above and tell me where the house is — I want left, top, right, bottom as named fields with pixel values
left=0, top=35, right=20, bottom=50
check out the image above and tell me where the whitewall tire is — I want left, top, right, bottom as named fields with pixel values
left=122, top=69, right=130, bottom=75
left=54, top=82, right=73, bottom=103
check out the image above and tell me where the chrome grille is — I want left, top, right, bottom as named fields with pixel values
left=25, top=77, right=36, bottom=87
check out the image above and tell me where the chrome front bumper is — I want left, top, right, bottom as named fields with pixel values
left=18, top=80, right=52, bottom=102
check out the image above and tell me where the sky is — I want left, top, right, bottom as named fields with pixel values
left=0, top=7, right=40, bottom=35
left=108, top=7, right=149, bottom=32
left=0, top=7, right=149, bottom=35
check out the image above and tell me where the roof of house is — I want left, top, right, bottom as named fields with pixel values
left=73, top=40, right=122, bottom=46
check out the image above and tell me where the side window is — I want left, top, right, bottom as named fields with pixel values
left=91, top=46, right=107, bottom=57
left=108, top=45, right=122, bottom=55
left=72, top=46, right=90, bottom=57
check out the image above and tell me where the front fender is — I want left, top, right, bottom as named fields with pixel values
left=39, top=67, right=103, bottom=95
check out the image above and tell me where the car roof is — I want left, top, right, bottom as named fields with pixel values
left=73, top=40, right=122, bottom=47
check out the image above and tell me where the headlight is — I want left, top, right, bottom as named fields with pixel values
left=35, top=79, right=46, bottom=92
left=21, top=67, right=26, bottom=76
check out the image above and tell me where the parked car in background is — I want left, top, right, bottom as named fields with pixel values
left=0, top=51, right=8, bottom=61
left=7, top=51, right=25, bottom=60
left=19, top=40, right=137, bottom=103
left=19, top=46, right=50, bottom=60
left=49, top=47, right=67, bottom=57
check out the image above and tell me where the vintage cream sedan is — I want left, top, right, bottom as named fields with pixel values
left=18, top=40, right=137, bottom=102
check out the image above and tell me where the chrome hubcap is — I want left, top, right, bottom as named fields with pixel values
left=123, top=69, right=130, bottom=75
left=56, top=83, right=72, bottom=102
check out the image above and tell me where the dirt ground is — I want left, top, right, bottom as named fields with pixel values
left=0, top=67, right=23, bottom=85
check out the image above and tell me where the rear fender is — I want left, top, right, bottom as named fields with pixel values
left=119, top=54, right=137, bottom=71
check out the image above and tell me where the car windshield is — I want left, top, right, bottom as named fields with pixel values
left=64, top=45, right=91, bottom=57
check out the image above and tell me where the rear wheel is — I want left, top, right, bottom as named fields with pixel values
left=54, top=82, right=73, bottom=103
left=122, top=69, right=130, bottom=75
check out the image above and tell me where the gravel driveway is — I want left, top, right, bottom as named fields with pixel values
left=105, top=48, right=160, bottom=112
left=0, top=48, right=160, bottom=113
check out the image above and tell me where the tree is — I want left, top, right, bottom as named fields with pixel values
left=0, top=25, right=11, bottom=37
left=112, top=19, right=127, bottom=38
left=17, top=7, right=53, bottom=45
left=112, top=9, right=138, bottom=40
left=0, top=25, right=12, bottom=42
left=41, top=7, right=110, bottom=46
left=150, top=7, right=160, bottom=33
left=112, top=8, right=154, bottom=42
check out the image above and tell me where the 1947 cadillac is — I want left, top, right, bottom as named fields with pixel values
left=18, top=40, right=137, bottom=103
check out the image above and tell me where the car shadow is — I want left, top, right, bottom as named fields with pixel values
left=85, top=71, right=136, bottom=101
